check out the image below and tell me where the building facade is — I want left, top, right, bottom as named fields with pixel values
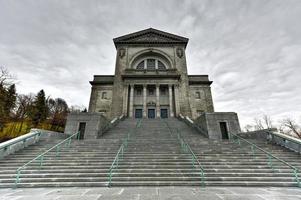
left=88, top=28, right=214, bottom=119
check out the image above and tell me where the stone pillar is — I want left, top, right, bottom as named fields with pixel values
left=122, top=84, right=129, bottom=116
left=143, top=84, right=147, bottom=118
left=168, top=84, right=174, bottom=117
left=174, top=84, right=180, bottom=116
left=156, top=84, right=160, bottom=118
left=129, top=84, right=134, bottom=117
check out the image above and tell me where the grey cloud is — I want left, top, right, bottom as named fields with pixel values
left=0, top=0, right=301, bottom=127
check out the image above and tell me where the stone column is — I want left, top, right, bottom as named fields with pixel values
left=122, top=84, right=129, bottom=116
left=168, top=84, right=174, bottom=117
left=143, top=84, right=147, bottom=118
left=156, top=84, right=160, bottom=118
left=174, top=84, right=180, bottom=116
left=129, top=84, right=134, bottom=117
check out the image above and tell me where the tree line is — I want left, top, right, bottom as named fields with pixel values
left=0, top=67, right=85, bottom=142
left=244, top=115, right=301, bottom=139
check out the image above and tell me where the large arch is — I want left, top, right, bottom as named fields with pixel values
left=129, top=49, right=173, bottom=69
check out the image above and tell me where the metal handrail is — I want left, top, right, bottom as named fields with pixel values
left=107, top=119, right=142, bottom=186
left=176, top=129, right=205, bottom=186
left=163, top=120, right=205, bottom=186
left=229, top=132, right=300, bottom=187
left=14, top=131, right=80, bottom=187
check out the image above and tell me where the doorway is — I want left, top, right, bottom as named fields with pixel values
left=148, top=109, right=155, bottom=118
left=219, top=122, right=229, bottom=139
left=135, top=109, right=143, bottom=118
left=78, top=122, right=86, bottom=140
left=160, top=109, right=168, bottom=118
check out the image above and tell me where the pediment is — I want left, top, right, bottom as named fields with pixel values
left=113, top=28, right=188, bottom=48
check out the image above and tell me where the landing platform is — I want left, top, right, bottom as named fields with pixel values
left=1, top=187, right=300, bottom=200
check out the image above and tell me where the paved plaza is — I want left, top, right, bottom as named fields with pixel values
left=0, top=187, right=300, bottom=200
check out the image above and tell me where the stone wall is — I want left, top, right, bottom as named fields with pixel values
left=194, top=112, right=241, bottom=139
left=189, top=85, right=214, bottom=119
left=110, top=46, right=193, bottom=118
left=239, top=129, right=301, bottom=154
left=64, top=112, right=110, bottom=139
left=0, top=129, right=67, bottom=158
left=89, top=85, right=113, bottom=118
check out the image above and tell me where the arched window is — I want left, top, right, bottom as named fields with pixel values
left=135, top=58, right=167, bottom=70
left=158, top=61, right=166, bottom=70
left=147, top=59, right=156, bottom=70
left=137, top=61, right=145, bottom=69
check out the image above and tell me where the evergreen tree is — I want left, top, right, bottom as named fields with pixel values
left=4, top=84, right=16, bottom=117
left=30, top=90, right=48, bottom=126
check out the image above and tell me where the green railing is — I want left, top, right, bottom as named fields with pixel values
left=163, top=120, right=205, bottom=186
left=229, top=132, right=301, bottom=187
left=107, top=119, right=142, bottom=186
left=176, top=128, right=205, bottom=186
left=0, top=131, right=41, bottom=159
left=14, top=131, right=80, bottom=187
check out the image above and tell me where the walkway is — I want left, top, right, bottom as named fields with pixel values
left=0, top=187, right=300, bottom=200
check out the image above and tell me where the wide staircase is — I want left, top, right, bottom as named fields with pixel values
left=0, top=118, right=300, bottom=187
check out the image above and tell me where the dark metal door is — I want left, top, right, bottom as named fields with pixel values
left=148, top=109, right=155, bottom=118
left=219, top=122, right=229, bottom=139
left=78, top=122, right=86, bottom=140
left=135, top=109, right=143, bottom=118
left=160, top=109, right=168, bottom=118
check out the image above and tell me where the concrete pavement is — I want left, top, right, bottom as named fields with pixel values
left=0, top=187, right=301, bottom=200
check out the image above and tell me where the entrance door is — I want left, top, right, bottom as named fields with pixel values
left=219, top=122, right=229, bottom=139
left=78, top=122, right=86, bottom=140
left=148, top=109, right=155, bottom=119
left=135, top=109, right=143, bottom=118
left=160, top=109, right=168, bottom=118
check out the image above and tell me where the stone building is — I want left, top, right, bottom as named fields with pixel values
left=65, top=28, right=241, bottom=140
left=88, top=28, right=214, bottom=119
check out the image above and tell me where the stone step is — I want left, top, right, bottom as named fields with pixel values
left=1, top=168, right=296, bottom=174
left=1, top=172, right=297, bottom=179
left=0, top=181, right=296, bottom=188
left=0, top=176, right=298, bottom=184
left=3, top=157, right=300, bottom=163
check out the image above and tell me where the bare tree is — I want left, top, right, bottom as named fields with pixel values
left=244, top=124, right=253, bottom=132
left=48, top=98, right=69, bottom=131
left=254, top=117, right=264, bottom=130
left=69, top=105, right=86, bottom=113
left=263, top=115, right=273, bottom=129
left=280, top=118, right=301, bottom=139
left=15, top=94, right=34, bottom=132
left=0, top=66, right=15, bottom=88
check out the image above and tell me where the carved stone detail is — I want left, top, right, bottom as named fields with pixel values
left=176, top=48, right=183, bottom=58
left=119, top=48, right=126, bottom=58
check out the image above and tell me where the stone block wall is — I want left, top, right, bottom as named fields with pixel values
left=194, top=112, right=241, bottom=140
left=88, top=85, right=113, bottom=119
left=189, top=85, right=214, bottom=119
left=64, top=112, right=109, bottom=139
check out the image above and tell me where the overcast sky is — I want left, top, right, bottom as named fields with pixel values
left=0, top=0, right=300, bottom=127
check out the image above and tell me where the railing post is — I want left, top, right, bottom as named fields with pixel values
left=15, top=169, right=21, bottom=187
left=267, top=155, right=274, bottom=171
left=77, top=131, right=80, bottom=140
left=39, top=155, right=44, bottom=168
left=251, top=145, right=255, bottom=156
left=293, top=169, right=300, bottom=187
left=56, top=145, right=61, bottom=157
left=108, top=171, right=112, bottom=187
left=68, top=137, right=72, bottom=147
left=116, top=155, right=119, bottom=167
left=200, top=170, right=205, bottom=187
left=192, top=155, right=195, bottom=167
left=23, top=139, right=27, bottom=148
